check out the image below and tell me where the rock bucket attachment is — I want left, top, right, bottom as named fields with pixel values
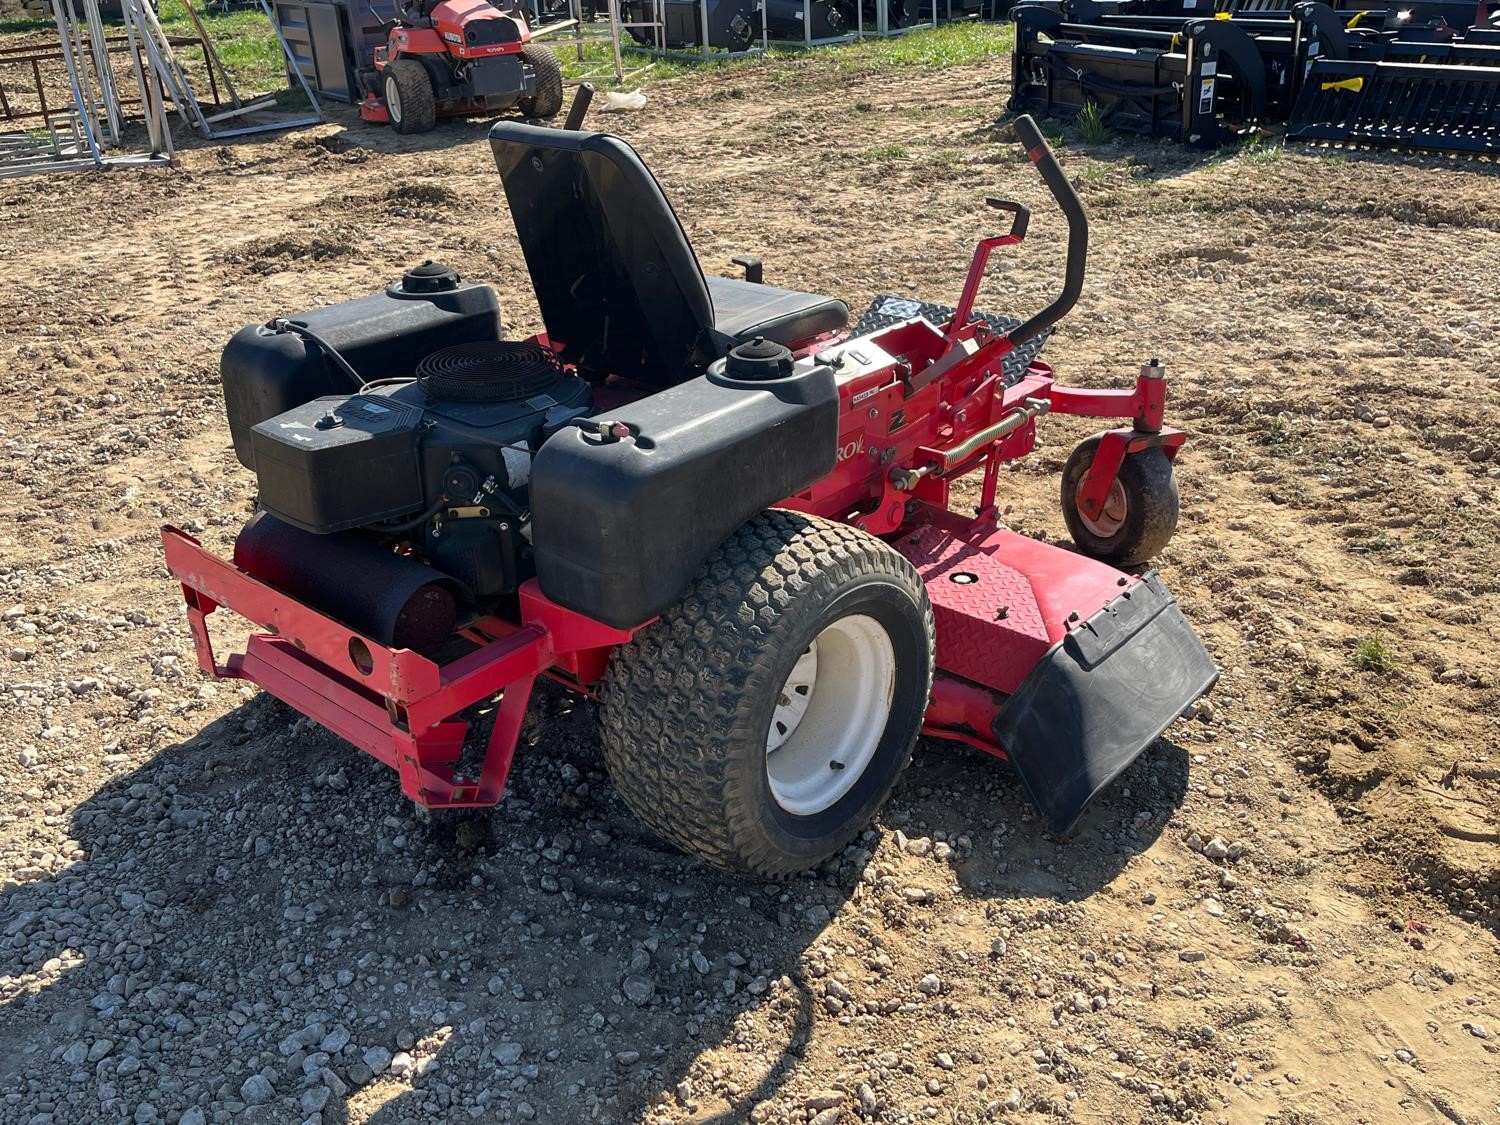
left=1010, top=5, right=1270, bottom=143
left=1287, top=57, right=1500, bottom=152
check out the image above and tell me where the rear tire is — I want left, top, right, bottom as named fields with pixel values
left=599, top=511, right=935, bottom=878
left=518, top=45, right=563, bottom=118
left=384, top=58, right=436, bottom=134
left=1061, top=435, right=1179, bottom=565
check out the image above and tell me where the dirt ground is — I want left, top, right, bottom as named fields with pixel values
left=1, top=49, right=1497, bottom=1125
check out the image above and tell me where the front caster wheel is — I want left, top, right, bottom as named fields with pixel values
left=599, top=511, right=935, bottom=878
left=1061, top=435, right=1179, bottom=565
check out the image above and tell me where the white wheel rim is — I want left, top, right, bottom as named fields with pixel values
left=386, top=76, right=403, bottom=123
left=1077, top=476, right=1127, bottom=538
left=765, top=614, right=896, bottom=816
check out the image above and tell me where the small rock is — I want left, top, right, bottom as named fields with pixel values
left=1202, top=836, right=1230, bottom=860
left=1469, top=1023, right=1489, bottom=1040
left=804, top=1089, right=846, bottom=1112
left=622, top=974, right=655, bottom=1006
left=362, top=1045, right=392, bottom=1075
left=239, top=1074, right=274, bottom=1106
left=1203, top=898, right=1225, bottom=917
left=300, top=1086, right=331, bottom=1114
left=492, top=1042, right=524, bottom=1066
left=935, top=1052, right=955, bottom=1070
left=990, top=937, right=1007, bottom=958
left=917, top=973, right=943, bottom=995
left=1179, top=950, right=1207, bottom=963
left=388, top=1050, right=414, bottom=1078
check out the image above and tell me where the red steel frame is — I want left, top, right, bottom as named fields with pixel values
left=163, top=232, right=1190, bottom=811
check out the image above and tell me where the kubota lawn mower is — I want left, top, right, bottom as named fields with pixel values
left=358, top=0, right=563, bottom=133
left=162, top=112, right=1217, bottom=877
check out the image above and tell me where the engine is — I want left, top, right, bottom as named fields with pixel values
left=220, top=264, right=594, bottom=649
left=248, top=340, right=591, bottom=599
left=221, top=262, right=839, bottom=649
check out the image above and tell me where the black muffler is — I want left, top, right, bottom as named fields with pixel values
left=233, top=511, right=459, bottom=653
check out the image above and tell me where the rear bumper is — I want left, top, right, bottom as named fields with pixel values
left=993, top=571, right=1218, bottom=833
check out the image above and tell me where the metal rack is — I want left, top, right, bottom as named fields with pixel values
left=0, top=0, right=321, bottom=179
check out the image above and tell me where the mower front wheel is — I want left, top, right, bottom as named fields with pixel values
left=1060, top=434, right=1179, bottom=565
left=518, top=45, right=563, bottom=118
left=599, top=511, right=935, bottom=878
left=384, top=59, right=436, bottom=134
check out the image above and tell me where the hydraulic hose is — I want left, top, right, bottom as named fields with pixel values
left=1005, top=115, right=1089, bottom=349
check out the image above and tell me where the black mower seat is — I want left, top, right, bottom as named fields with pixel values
left=489, top=121, right=846, bottom=386
left=706, top=276, right=848, bottom=347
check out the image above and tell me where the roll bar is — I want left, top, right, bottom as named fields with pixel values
left=1005, top=114, right=1089, bottom=349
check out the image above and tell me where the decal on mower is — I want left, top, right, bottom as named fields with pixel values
left=836, top=436, right=865, bottom=462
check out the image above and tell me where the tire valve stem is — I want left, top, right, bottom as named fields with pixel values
left=829, top=760, right=845, bottom=771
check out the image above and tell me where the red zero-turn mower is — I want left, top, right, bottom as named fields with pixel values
left=358, top=0, right=563, bottom=133
left=163, top=113, right=1218, bottom=877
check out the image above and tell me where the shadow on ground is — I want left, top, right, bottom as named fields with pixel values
left=0, top=680, right=1184, bottom=1123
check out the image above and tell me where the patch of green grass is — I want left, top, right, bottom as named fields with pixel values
left=1257, top=415, right=1292, bottom=446
left=1352, top=637, right=1397, bottom=675
left=1242, top=137, right=1284, bottom=164
left=559, top=21, right=1012, bottom=87
left=1075, top=99, right=1108, bottom=145
left=150, top=0, right=289, bottom=96
left=1077, top=161, right=1110, bottom=183
left=865, top=143, right=910, bottom=160
left=829, top=21, right=1014, bottom=71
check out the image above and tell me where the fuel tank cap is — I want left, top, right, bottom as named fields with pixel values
left=724, top=336, right=794, bottom=381
left=400, top=260, right=460, bottom=294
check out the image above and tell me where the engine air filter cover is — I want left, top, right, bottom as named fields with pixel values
left=417, top=341, right=566, bottom=404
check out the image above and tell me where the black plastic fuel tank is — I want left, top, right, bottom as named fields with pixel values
left=222, top=263, right=502, bottom=468
left=529, top=340, right=838, bottom=629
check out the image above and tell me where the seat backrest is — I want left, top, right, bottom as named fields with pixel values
left=489, top=122, right=725, bottom=387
